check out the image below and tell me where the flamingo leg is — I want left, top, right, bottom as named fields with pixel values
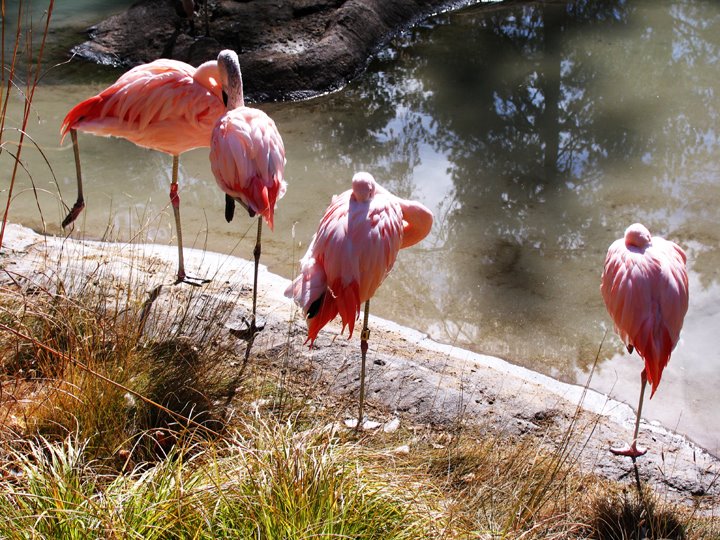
left=228, top=217, right=264, bottom=343
left=250, top=217, right=263, bottom=332
left=62, top=129, right=86, bottom=228
left=356, top=300, right=370, bottom=431
left=170, top=155, right=209, bottom=287
left=611, top=370, right=648, bottom=458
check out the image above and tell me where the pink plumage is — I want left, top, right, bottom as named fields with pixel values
left=601, top=223, right=689, bottom=397
left=60, top=57, right=228, bottom=284
left=209, top=106, right=286, bottom=229
left=286, top=172, right=433, bottom=344
left=61, top=58, right=225, bottom=155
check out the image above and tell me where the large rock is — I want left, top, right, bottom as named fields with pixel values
left=71, top=0, right=474, bottom=101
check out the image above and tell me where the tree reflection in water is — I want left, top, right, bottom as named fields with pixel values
left=294, top=0, right=719, bottom=391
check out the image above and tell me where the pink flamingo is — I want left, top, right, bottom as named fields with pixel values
left=601, top=223, right=689, bottom=458
left=209, top=49, right=286, bottom=334
left=61, top=57, right=226, bottom=285
left=286, top=172, right=433, bottom=427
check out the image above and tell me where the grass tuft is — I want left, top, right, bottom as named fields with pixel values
left=0, top=259, right=235, bottom=465
left=418, top=435, right=590, bottom=538
left=590, top=489, right=687, bottom=540
left=208, top=416, right=441, bottom=538
left=0, top=418, right=440, bottom=539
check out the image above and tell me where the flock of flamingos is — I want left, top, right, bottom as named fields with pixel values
left=58, top=49, right=689, bottom=452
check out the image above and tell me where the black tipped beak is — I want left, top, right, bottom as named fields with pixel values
left=307, top=293, right=324, bottom=319
left=222, top=90, right=228, bottom=107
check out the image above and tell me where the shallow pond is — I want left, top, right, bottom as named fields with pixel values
left=3, top=0, right=719, bottom=456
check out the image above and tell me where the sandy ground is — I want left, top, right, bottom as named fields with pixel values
left=1, top=222, right=718, bottom=511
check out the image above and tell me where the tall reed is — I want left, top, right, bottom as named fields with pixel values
left=0, top=0, right=55, bottom=247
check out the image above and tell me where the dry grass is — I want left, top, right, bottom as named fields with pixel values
left=590, top=488, right=688, bottom=540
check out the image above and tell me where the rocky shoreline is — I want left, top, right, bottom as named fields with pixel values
left=1, top=222, right=718, bottom=511
left=70, top=0, right=481, bottom=101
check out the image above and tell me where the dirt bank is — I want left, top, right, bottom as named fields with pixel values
left=1, top=222, right=718, bottom=512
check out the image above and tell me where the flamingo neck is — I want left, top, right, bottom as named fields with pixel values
left=194, top=60, right=222, bottom=100
left=217, top=49, right=245, bottom=109
left=400, top=200, right=433, bottom=249
left=228, top=73, right=244, bottom=109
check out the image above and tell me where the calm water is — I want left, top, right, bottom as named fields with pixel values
left=3, top=0, right=719, bottom=456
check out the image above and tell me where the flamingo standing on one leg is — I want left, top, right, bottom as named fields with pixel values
left=600, top=223, right=689, bottom=458
left=209, top=49, right=286, bottom=335
left=285, top=172, right=433, bottom=429
left=60, top=57, right=226, bottom=285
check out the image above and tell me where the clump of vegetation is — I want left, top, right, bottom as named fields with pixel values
left=420, top=437, right=588, bottom=537
left=0, top=259, right=442, bottom=537
left=590, top=489, right=687, bottom=540
left=0, top=420, right=442, bottom=539
left=0, top=266, right=227, bottom=462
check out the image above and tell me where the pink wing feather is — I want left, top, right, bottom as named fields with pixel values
left=286, top=176, right=407, bottom=344
left=601, top=224, right=689, bottom=396
left=209, top=106, right=287, bottom=229
left=61, top=59, right=225, bottom=156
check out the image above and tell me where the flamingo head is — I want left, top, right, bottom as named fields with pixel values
left=351, top=172, right=376, bottom=202
left=217, top=49, right=243, bottom=109
left=624, top=223, right=652, bottom=250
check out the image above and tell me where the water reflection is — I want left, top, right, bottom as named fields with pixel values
left=342, top=0, right=719, bottom=363
left=3, top=0, right=719, bottom=454
left=297, top=0, right=720, bottom=451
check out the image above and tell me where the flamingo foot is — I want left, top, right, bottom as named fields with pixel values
left=174, top=272, right=211, bottom=287
left=610, top=441, right=647, bottom=458
left=61, top=200, right=85, bottom=228
left=229, top=316, right=265, bottom=340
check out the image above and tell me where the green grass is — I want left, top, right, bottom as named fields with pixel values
left=0, top=422, right=441, bottom=539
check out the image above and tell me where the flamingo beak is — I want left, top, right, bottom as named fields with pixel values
left=222, top=90, right=228, bottom=107
left=225, top=194, right=235, bottom=223
left=307, top=293, right=324, bottom=319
